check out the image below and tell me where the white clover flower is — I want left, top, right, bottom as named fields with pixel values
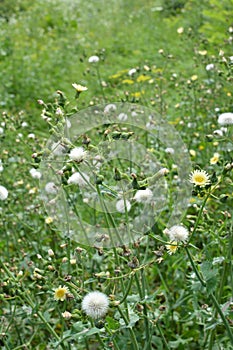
left=45, top=182, right=57, bottom=194
left=67, top=172, right=90, bottom=186
left=134, top=188, right=153, bottom=203
left=218, top=112, right=233, bottom=126
left=0, top=185, right=8, bottom=200
left=29, top=168, right=42, bottom=179
left=206, top=63, right=215, bottom=71
left=164, top=225, right=189, bottom=243
left=116, top=199, right=131, bottom=213
left=69, top=147, right=86, bottom=162
left=104, top=104, right=117, bottom=113
left=118, top=113, right=128, bottom=121
left=88, top=55, right=100, bottom=63
left=82, top=291, right=109, bottom=319
left=128, top=68, right=137, bottom=76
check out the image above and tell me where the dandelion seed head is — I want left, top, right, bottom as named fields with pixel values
left=134, top=188, right=153, bottom=203
left=116, top=199, right=131, bottom=213
left=0, top=185, right=8, bottom=200
left=67, top=172, right=90, bottom=186
left=45, top=182, right=57, bottom=194
left=82, top=291, right=109, bottom=319
left=69, top=147, right=86, bottom=162
left=217, top=112, right=233, bottom=126
left=165, top=225, right=189, bottom=242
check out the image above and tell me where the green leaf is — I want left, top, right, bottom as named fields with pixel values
left=201, top=261, right=218, bottom=295
left=106, top=316, right=120, bottom=331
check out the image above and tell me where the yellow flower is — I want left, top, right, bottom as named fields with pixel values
left=210, top=153, right=220, bottom=165
left=198, top=50, right=207, bottom=56
left=72, top=83, right=88, bottom=92
left=136, top=75, right=151, bottom=83
left=191, top=75, right=198, bottom=81
left=131, top=91, right=144, bottom=98
left=189, top=169, right=211, bottom=187
left=122, top=79, right=134, bottom=84
left=166, top=242, right=178, bottom=255
left=54, top=285, right=69, bottom=301
left=189, top=149, right=196, bottom=157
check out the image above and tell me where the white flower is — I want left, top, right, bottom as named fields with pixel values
left=164, top=225, right=189, bottom=242
left=29, top=168, right=42, bottom=179
left=69, top=147, right=86, bottom=162
left=134, top=188, right=153, bottom=203
left=67, top=172, right=90, bottom=186
left=51, top=141, right=66, bottom=156
left=213, top=129, right=223, bottom=136
left=116, top=199, right=131, bottom=213
left=48, top=249, right=54, bottom=257
left=104, top=104, right=117, bottom=113
left=128, top=68, right=137, bottom=76
left=165, top=147, right=175, bottom=155
left=118, top=113, right=128, bottom=121
left=206, top=63, right=215, bottom=71
left=28, top=133, right=35, bottom=139
left=0, top=127, right=4, bottom=134
left=0, top=185, right=8, bottom=200
left=88, top=55, right=100, bottom=63
left=82, top=291, right=109, bottom=319
left=45, top=182, right=57, bottom=194
left=0, top=160, right=3, bottom=172
left=218, top=112, right=233, bottom=126
left=189, top=169, right=210, bottom=187
left=21, top=122, right=28, bottom=128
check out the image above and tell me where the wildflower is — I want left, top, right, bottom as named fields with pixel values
left=104, top=104, right=117, bottom=113
left=21, top=121, right=28, bottom=127
left=210, top=153, right=220, bottom=165
left=128, top=68, right=137, bottom=76
left=166, top=241, right=179, bottom=255
left=198, top=50, right=207, bottom=56
left=54, top=285, right=69, bottom=301
left=164, top=225, right=189, bottom=243
left=134, top=188, right=153, bottom=203
left=82, top=291, right=109, bottom=319
left=88, top=55, right=100, bottom=63
left=69, top=147, right=86, bottom=162
left=67, top=172, right=90, bottom=186
left=48, top=249, right=54, bottom=257
left=136, top=75, right=151, bottom=83
left=189, top=169, right=211, bottom=187
left=206, top=63, right=215, bottom=71
left=122, top=79, right=134, bottom=84
left=0, top=160, right=3, bottom=172
left=189, top=149, right=196, bottom=157
left=45, top=217, right=53, bottom=224
left=165, top=147, right=175, bottom=155
left=191, top=75, right=198, bottom=81
left=28, top=133, right=35, bottom=139
left=45, top=182, right=58, bottom=194
left=51, top=141, right=66, bottom=156
left=29, top=168, right=42, bottom=179
left=116, top=199, right=131, bottom=213
left=177, top=27, right=184, bottom=34
left=55, top=107, right=64, bottom=116
left=118, top=113, right=128, bottom=121
left=62, top=311, right=72, bottom=320
left=72, top=83, right=88, bottom=92
left=217, top=112, right=233, bottom=126
left=0, top=127, right=4, bottom=134
left=0, top=185, right=8, bottom=200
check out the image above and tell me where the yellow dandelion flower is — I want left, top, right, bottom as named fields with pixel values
left=136, top=75, right=151, bottom=83
left=131, top=91, right=144, bottom=98
left=166, top=242, right=178, bottom=255
left=210, top=153, right=220, bottom=164
left=72, top=83, right=88, bottom=92
left=54, top=285, right=69, bottom=301
left=122, top=79, right=134, bottom=85
left=189, top=169, right=211, bottom=187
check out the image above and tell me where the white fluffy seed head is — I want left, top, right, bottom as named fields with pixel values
left=218, top=112, right=233, bottom=126
left=69, top=147, right=86, bottom=162
left=67, top=172, right=90, bottom=186
left=88, top=55, right=100, bottom=63
left=82, top=291, right=109, bottom=319
left=0, top=185, right=8, bottom=200
left=116, top=199, right=131, bottom=213
left=45, top=182, right=57, bottom=194
left=29, top=168, right=42, bottom=179
left=165, top=225, right=189, bottom=243
left=134, top=188, right=153, bottom=203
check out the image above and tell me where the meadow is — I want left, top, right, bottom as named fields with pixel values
left=0, top=0, right=233, bottom=349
